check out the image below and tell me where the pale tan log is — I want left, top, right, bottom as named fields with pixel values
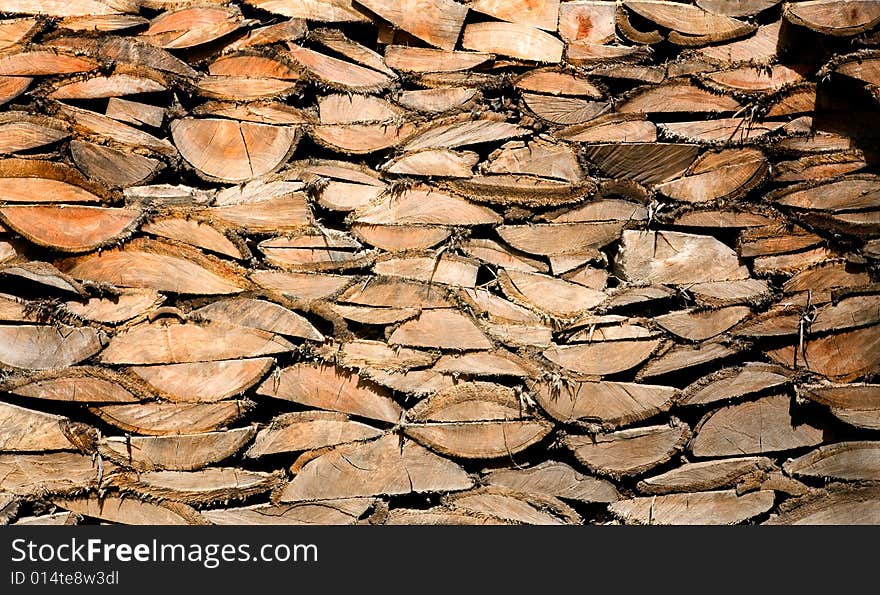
left=112, top=468, right=282, bottom=504
left=384, top=46, right=492, bottom=73
left=98, top=427, right=256, bottom=471
left=558, top=1, right=617, bottom=43
left=129, top=358, right=273, bottom=403
left=142, top=217, right=245, bottom=260
left=0, top=452, right=109, bottom=496
left=485, top=461, right=619, bottom=503
left=275, top=435, right=473, bottom=501
left=0, top=402, right=95, bottom=452
left=356, top=0, right=467, bottom=50
left=462, top=22, right=563, bottom=62
left=499, top=269, right=606, bottom=318
left=4, top=367, right=141, bottom=403
left=339, top=276, right=452, bottom=309
left=679, top=363, right=789, bottom=407
left=192, top=298, right=322, bottom=340
left=565, top=423, right=690, bottom=479
left=800, top=384, right=880, bottom=430
left=257, top=363, right=402, bottom=423
left=767, top=325, right=880, bottom=381
left=785, top=0, right=880, bottom=36
left=637, top=456, right=775, bottom=494
left=544, top=339, right=662, bottom=376
left=691, top=395, right=826, bottom=457
left=353, top=188, right=501, bottom=226
left=610, top=490, right=774, bottom=525
left=60, top=238, right=251, bottom=295
left=90, top=401, right=252, bottom=436
left=389, top=309, right=494, bottom=350
left=100, top=320, right=291, bottom=365
left=244, top=0, right=369, bottom=22
left=765, top=485, right=880, bottom=525
left=325, top=339, right=436, bottom=372
left=247, top=411, right=382, bottom=457
left=53, top=494, right=207, bottom=525
left=655, top=306, right=751, bottom=341
left=0, top=324, right=103, bottom=370
left=445, top=488, right=581, bottom=525
left=204, top=499, right=374, bottom=525
left=784, top=441, right=880, bottom=481
left=531, top=379, right=676, bottom=429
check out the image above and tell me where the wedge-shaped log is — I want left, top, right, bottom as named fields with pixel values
left=90, top=401, right=253, bottom=436
left=100, top=320, right=292, bottom=365
left=0, top=324, right=103, bottom=370
left=129, top=358, right=273, bottom=403
left=0, top=453, right=109, bottom=496
left=0, top=402, right=96, bottom=452
left=257, top=364, right=402, bottom=424
left=98, top=428, right=256, bottom=471
left=112, top=468, right=282, bottom=505
left=247, top=411, right=383, bottom=457
left=60, top=238, right=251, bottom=295
left=485, top=461, right=619, bottom=503
left=800, top=384, right=880, bottom=430
left=53, top=495, right=207, bottom=525
left=690, top=395, right=826, bottom=457
left=565, top=423, right=690, bottom=479
left=275, top=435, right=473, bottom=501
left=637, top=456, right=775, bottom=494
left=610, top=490, right=774, bottom=525
left=784, top=441, right=880, bottom=481
left=531, top=380, right=676, bottom=429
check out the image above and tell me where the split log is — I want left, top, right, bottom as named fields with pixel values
left=610, top=490, right=774, bottom=525
left=800, top=384, right=880, bottom=430
left=655, top=148, right=768, bottom=203
left=128, top=358, right=273, bottom=403
left=112, top=468, right=282, bottom=504
left=53, top=494, right=207, bottom=525
left=498, top=269, right=606, bottom=318
left=171, top=118, right=298, bottom=183
left=403, top=382, right=553, bottom=459
left=784, top=0, right=880, bottom=36
left=274, top=435, right=473, bottom=501
left=462, top=22, right=564, bottom=63
left=655, top=306, right=751, bottom=341
left=89, top=401, right=253, bottom=436
left=530, top=379, right=676, bottom=429
left=583, top=143, right=699, bottom=184
left=0, top=205, right=140, bottom=252
left=765, top=485, right=880, bottom=525
left=322, top=339, right=436, bottom=372
left=565, top=423, right=690, bottom=479
left=637, top=456, right=775, bottom=494
left=0, top=324, right=103, bottom=370
left=4, top=367, right=141, bottom=403
left=100, top=320, right=292, bottom=365
left=558, top=1, right=617, bottom=43
left=484, top=461, right=619, bottom=503
left=257, top=363, right=402, bottom=424
left=0, top=401, right=97, bottom=453
left=191, top=298, right=322, bottom=340
left=444, top=488, right=581, bottom=525
left=679, top=363, right=789, bottom=407
left=356, top=0, right=467, bottom=51
left=690, top=395, right=827, bottom=457
left=389, top=309, right=494, bottom=350
left=59, top=238, right=252, bottom=295
left=141, top=6, right=247, bottom=49
left=70, top=141, right=163, bottom=188
left=204, top=499, right=374, bottom=525
left=247, top=411, right=383, bottom=457
left=142, top=217, right=246, bottom=260
left=0, top=452, right=109, bottom=496
left=543, top=339, right=663, bottom=376
left=98, top=427, right=256, bottom=471
left=767, top=324, right=880, bottom=381
left=784, top=441, right=880, bottom=481
left=637, top=341, right=741, bottom=380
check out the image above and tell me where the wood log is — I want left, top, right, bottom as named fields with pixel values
left=784, top=441, right=880, bottom=481
left=53, top=494, right=208, bottom=525
left=204, top=499, right=374, bottom=525
left=128, top=358, right=273, bottom=403
left=484, top=460, right=619, bottom=503
left=679, top=363, right=789, bottom=407
left=565, top=423, right=690, bottom=478
left=112, top=468, right=282, bottom=504
left=800, top=384, right=880, bottom=430
left=530, top=379, right=676, bottom=429
left=637, top=456, right=775, bottom=494
left=690, top=395, right=827, bottom=457
left=90, top=401, right=252, bottom=435
left=0, top=452, right=110, bottom=496
left=257, top=363, right=403, bottom=423
left=444, top=488, right=581, bottom=525
left=610, top=490, right=774, bottom=525
left=98, top=427, right=256, bottom=471
left=0, top=324, right=103, bottom=370
left=765, top=485, right=880, bottom=524
left=4, top=367, right=142, bottom=403
left=274, top=435, right=473, bottom=501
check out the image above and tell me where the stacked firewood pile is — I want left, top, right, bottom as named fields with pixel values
left=1, top=0, right=879, bottom=526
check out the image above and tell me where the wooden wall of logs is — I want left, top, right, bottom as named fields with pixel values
left=1, top=0, right=879, bottom=525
